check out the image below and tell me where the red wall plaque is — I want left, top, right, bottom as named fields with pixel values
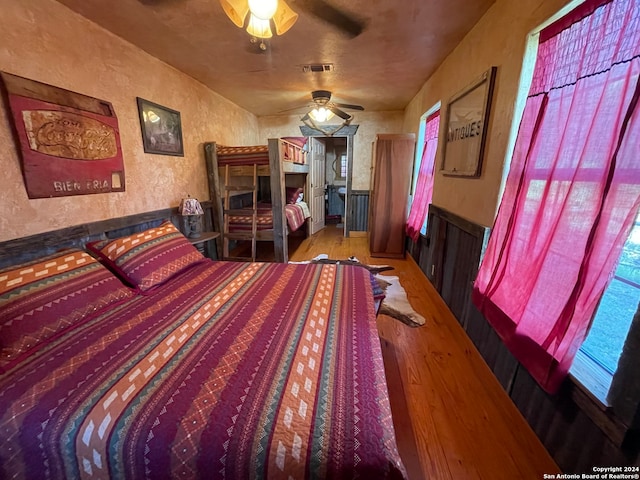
left=1, top=72, right=125, bottom=198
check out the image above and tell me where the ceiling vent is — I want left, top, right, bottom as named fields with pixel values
left=302, top=64, right=334, bottom=73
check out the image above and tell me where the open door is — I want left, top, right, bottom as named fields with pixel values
left=309, top=137, right=326, bottom=235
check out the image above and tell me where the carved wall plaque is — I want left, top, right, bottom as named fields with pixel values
left=0, top=72, right=125, bottom=198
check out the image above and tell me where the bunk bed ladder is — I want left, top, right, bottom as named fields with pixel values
left=222, top=163, right=258, bottom=261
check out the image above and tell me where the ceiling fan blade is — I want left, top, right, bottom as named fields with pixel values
left=333, top=102, right=364, bottom=111
left=329, top=106, right=351, bottom=120
left=279, top=104, right=312, bottom=113
left=293, top=0, right=366, bottom=38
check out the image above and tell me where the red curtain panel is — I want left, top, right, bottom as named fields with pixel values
left=473, top=0, right=640, bottom=394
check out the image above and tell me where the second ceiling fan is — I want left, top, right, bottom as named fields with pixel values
left=301, top=90, right=364, bottom=123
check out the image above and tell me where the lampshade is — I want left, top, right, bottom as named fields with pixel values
left=219, top=0, right=298, bottom=36
left=271, top=0, right=298, bottom=35
left=179, top=197, right=204, bottom=216
left=309, top=107, right=335, bottom=123
left=219, top=0, right=248, bottom=27
left=246, top=14, right=273, bottom=39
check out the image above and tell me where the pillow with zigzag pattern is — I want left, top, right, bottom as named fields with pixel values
left=86, top=220, right=206, bottom=293
left=0, top=249, right=134, bottom=367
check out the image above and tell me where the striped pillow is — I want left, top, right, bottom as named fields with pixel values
left=0, top=249, right=134, bottom=362
left=86, top=220, right=205, bottom=292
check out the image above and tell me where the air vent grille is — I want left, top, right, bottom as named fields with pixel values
left=302, top=64, right=334, bottom=73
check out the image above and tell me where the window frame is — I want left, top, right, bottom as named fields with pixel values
left=409, top=102, right=441, bottom=236
left=501, top=0, right=639, bottom=444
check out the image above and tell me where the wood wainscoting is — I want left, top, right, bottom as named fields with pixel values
left=347, top=190, right=370, bottom=233
left=409, top=204, right=640, bottom=473
left=409, top=204, right=490, bottom=329
left=0, top=201, right=218, bottom=268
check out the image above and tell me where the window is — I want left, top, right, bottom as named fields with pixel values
left=411, top=112, right=429, bottom=196
left=332, top=152, right=347, bottom=180
left=579, top=210, right=640, bottom=375
left=406, top=108, right=440, bottom=241
left=339, top=153, right=347, bottom=179
left=472, top=0, right=640, bottom=395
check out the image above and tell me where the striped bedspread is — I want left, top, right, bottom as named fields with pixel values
left=285, top=202, right=309, bottom=231
left=229, top=202, right=309, bottom=233
left=0, top=261, right=406, bottom=479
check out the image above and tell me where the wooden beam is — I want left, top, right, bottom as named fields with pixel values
left=204, top=142, right=224, bottom=260
left=268, top=138, right=287, bottom=263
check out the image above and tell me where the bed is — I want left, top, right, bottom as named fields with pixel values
left=204, top=138, right=310, bottom=263
left=0, top=218, right=406, bottom=479
left=227, top=201, right=309, bottom=234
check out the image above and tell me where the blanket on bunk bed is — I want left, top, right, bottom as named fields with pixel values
left=228, top=201, right=310, bottom=233
left=0, top=221, right=406, bottom=479
left=215, top=144, right=270, bottom=165
left=216, top=137, right=308, bottom=165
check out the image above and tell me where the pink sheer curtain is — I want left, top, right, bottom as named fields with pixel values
left=406, top=111, right=440, bottom=241
left=473, top=0, right=640, bottom=394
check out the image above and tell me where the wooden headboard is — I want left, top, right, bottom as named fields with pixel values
left=0, top=201, right=214, bottom=268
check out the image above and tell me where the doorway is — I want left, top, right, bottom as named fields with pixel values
left=307, top=134, right=354, bottom=237
left=324, top=137, right=347, bottom=229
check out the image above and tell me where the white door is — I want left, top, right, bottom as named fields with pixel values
left=309, top=137, right=326, bottom=235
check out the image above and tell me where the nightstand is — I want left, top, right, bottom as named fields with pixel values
left=188, top=231, right=220, bottom=259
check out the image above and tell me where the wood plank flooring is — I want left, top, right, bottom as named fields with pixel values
left=289, top=226, right=561, bottom=480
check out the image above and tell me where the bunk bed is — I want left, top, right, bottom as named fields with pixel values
left=204, top=137, right=310, bottom=263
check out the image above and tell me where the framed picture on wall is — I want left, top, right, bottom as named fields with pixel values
left=441, top=66, right=496, bottom=177
left=136, top=97, right=184, bottom=156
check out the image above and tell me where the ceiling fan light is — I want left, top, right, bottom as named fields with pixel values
left=219, top=0, right=249, bottom=28
left=309, top=107, right=334, bottom=123
left=248, top=0, right=278, bottom=20
left=272, top=0, right=298, bottom=35
left=246, top=14, right=273, bottom=38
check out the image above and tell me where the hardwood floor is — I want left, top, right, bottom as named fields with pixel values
left=289, top=226, right=561, bottom=480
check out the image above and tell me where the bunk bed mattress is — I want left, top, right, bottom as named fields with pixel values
left=216, top=138, right=307, bottom=166
left=228, top=202, right=309, bottom=232
left=0, top=260, right=406, bottom=479
left=216, top=145, right=270, bottom=165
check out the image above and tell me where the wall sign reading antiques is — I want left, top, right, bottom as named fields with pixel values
left=441, top=66, right=496, bottom=177
left=0, top=72, right=125, bottom=198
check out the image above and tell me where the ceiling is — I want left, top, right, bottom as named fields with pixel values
left=56, top=0, right=496, bottom=117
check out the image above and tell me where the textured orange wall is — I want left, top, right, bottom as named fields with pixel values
left=403, top=0, right=572, bottom=227
left=0, top=0, right=258, bottom=242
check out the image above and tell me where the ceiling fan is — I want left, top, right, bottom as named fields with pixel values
left=139, top=1, right=366, bottom=41
left=298, top=90, right=365, bottom=123
left=215, top=0, right=367, bottom=40
left=294, top=90, right=364, bottom=135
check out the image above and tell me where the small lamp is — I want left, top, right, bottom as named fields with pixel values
left=179, top=196, right=204, bottom=238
